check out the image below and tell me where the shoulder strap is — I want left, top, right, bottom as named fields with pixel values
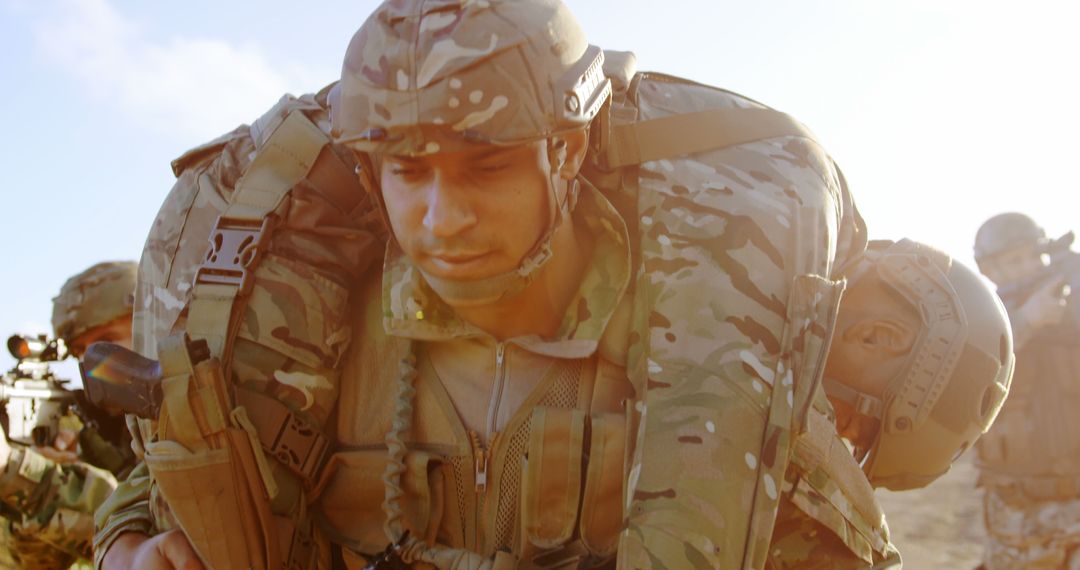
left=185, top=110, right=329, bottom=360
left=604, top=107, right=817, bottom=169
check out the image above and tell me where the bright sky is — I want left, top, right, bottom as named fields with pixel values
left=1, top=0, right=1078, bottom=377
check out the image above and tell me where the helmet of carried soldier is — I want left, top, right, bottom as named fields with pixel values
left=51, top=261, right=138, bottom=343
left=833, top=240, right=1014, bottom=491
left=973, top=212, right=1047, bottom=264
left=332, top=0, right=611, bottom=157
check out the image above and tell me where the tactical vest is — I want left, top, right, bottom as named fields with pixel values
left=129, top=51, right=869, bottom=569
left=976, top=320, right=1080, bottom=499
left=307, top=274, right=632, bottom=568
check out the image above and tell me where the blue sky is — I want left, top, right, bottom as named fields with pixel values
left=2, top=0, right=1078, bottom=376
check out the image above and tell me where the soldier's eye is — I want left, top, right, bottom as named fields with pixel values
left=476, top=162, right=509, bottom=173
left=390, top=166, right=425, bottom=178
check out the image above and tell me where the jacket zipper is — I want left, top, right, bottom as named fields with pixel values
left=472, top=342, right=508, bottom=547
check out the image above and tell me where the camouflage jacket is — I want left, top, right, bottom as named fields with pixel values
left=0, top=444, right=118, bottom=569
left=94, top=73, right=896, bottom=568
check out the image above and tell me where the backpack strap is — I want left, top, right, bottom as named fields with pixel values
left=178, top=109, right=339, bottom=569
left=185, top=110, right=328, bottom=361
left=604, top=107, right=818, bottom=169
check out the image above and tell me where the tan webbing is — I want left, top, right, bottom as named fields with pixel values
left=795, top=412, right=885, bottom=535
left=168, top=110, right=333, bottom=570
left=604, top=107, right=818, bottom=169
left=185, top=110, right=330, bottom=358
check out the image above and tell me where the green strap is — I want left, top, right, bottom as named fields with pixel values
left=605, top=107, right=817, bottom=168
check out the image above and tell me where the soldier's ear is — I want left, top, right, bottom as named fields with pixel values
left=845, top=318, right=917, bottom=357
left=557, top=128, right=590, bottom=180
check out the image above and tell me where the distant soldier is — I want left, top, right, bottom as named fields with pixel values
left=973, top=213, right=1080, bottom=569
left=0, top=261, right=137, bottom=569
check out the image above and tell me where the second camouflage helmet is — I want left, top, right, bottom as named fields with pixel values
left=51, top=261, right=137, bottom=342
left=332, top=0, right=611, bottom=156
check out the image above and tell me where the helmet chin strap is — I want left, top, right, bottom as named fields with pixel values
left=420, top=138, right=579, bottom=307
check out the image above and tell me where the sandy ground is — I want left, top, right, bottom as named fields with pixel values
left=876, top=452, right=986, bottom=569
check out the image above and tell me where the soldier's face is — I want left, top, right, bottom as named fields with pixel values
left=825, top=273, right=920, bottom=436
left=379, top=141, right=553, bottom=282
left=978, top=244, right=1044, bottom=287
left=66, top=314, right=133, bottom=358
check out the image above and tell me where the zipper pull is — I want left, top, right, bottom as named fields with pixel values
left=496, top=343, right=505, bottom=367
left=469, top=430, right=489, bottom=494
left=476, top=448, right=489, bottom=493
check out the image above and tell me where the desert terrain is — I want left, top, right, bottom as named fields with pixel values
left=876, top=452, right=986, bottom=569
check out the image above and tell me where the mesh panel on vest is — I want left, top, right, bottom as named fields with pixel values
left=492, top=358, right=587, bottom=551
left=446, top=455, right=471, bottom=546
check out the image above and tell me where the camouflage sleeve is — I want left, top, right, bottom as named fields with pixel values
left=768, top=498, right=901, bottom=570
left=91, top=460, right=155, bottom=568
left=0, top=446, right=118, bottom=563
left=832, top=165, right=868, bottom=274
left=8, top=525, right=79, bottom=570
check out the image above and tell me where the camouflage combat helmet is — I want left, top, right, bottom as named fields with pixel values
left=51, top=261, right=137, bottom=342
left=974, top=212, right=1047, bottom=264
left=333, top=0, right=612, bottom=305
left=333, top=0, right=610, bottom=156
left=832, top=240, right=1014, bottom=491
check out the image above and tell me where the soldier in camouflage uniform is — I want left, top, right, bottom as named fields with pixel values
left=0, top=261, right=137, bottom=569
left=95, top=1, right=906, bottom=568
left=821, top=239, right=1012, bottom=491
left=973, top=213, right=1080, bottom=570
left=768, top=240, right=1014, bottom=569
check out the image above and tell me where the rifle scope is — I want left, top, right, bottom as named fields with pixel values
left=6, top=334, right=67, bottom=363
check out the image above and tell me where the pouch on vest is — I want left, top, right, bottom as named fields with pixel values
left=144, top=333, right=283, bottom=569
left=578, top=412, right=626, bottom=558
left=518, top=407, right=626, bottom=565
left=312, top=448, right=445, bottom=556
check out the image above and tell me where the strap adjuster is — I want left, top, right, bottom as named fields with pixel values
left=236, top=389, right=331, bottom=484
left=195, top=216, right=274, bottom=294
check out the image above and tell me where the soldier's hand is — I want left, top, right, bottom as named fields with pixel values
left=1020, top=276, right=1068, bottom=328
left=102, top=530, right=205, bottom=570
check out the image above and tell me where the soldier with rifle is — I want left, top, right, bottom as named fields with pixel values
left=0, top=261, right=137, bottom=569
left=973, top=213, right=1080, bottom=569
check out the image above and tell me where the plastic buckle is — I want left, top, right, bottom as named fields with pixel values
left=271, top=411, right=331, bottom=482
left=195, top=216, right=274, bottom=295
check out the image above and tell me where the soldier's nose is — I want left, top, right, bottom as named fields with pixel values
left=423, top=178, right=478, bottom=237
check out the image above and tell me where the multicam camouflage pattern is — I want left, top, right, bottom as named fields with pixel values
left=334, top=0, right=608, bottom=156
left=0, top=446, right=117, bottom=569
left=768, top=500, right=896, bottom=570
left=609, top=70, right=877, bottom=568
left=95, top=87, right=386, bottom=565
left=982, top=488, right=1080, bottom=569
left=768, top=397, right=899, bottom=568
left=50, top=261, right=137, bottom=342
